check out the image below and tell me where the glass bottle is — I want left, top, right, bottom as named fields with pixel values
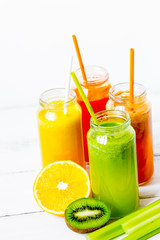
left=73, top=65, right=111, bottom=162
left=38, top=88, right=86, bottom=169
left=87, top=110, right=139, bottom=218
left=107, top=83, right=154, bottom=185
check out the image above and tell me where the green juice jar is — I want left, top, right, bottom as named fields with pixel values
left=87, top=110, right=139, bottom=218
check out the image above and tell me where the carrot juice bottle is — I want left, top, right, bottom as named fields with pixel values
left=73, top=66, right=111, bottom=162
left=38, top=88, right=86, bottom=169
left=106, top=83, right=154, bottom=185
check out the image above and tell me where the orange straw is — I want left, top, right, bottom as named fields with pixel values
left=130, top=48, right=134, bottom=104
left=72, top=35, right=87, bottom=82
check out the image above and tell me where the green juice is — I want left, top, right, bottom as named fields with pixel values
left=87, top=111, right=139, bottom=218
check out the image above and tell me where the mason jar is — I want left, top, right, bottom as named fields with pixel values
left=73, top=65, right=111, bottom=162
left=107, top=83, right=154, bottom=185
left=38, top=88, right=86, bottom=169
left=87, top=110, right=139, bottom=218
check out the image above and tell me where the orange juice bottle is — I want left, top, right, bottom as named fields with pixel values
left=107, top=83, right=154, bottom=185
left=38, top=89, right=86, bottom=169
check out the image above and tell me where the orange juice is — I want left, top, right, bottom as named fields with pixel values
left=38, top=89, right=86, bottom=169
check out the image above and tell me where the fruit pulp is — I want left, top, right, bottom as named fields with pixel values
left=87, top=120, right=139, bottom=218
left=65, top=198, right=110, bottom=233
left=38, top=101, right=86, bottom=168
left=33, top=161, right=90, bottom=216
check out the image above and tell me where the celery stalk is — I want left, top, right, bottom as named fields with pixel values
left=122, top=215, right=160, bottom=239
left=122, top=207, right=160, bottom=234
left=86, top=200, right=160, bottom=240
left=139, top=227, right=160, bottom=240
left=85, top=226, right=124, bottom=240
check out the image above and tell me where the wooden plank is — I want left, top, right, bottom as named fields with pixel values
left=0, top=171, right=40, bottom=217
left=0, top=198, right=160, bottom=240
left=139, top=157, right=160, bottom=198
left=0, top=211, right=85, bottom=240
left=153, top=121, right=160, bottom=156
left=0, top=144, right=41, bottom=174
left=0, top=106, right=41, bottom=173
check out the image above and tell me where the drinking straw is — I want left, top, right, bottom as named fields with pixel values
left=72, top=35, right=88, bottom=82
left=86, top=199, right=160, bottom=240
left=130, top=48, right=134, bottom=104
left=71, top=72, right=99, bottom=125
left=64, top=56, right=73, bottom=114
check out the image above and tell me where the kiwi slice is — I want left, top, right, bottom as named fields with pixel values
left=65, top=198, right=111, bottom=233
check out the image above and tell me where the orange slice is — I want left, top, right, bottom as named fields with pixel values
left=33, top=161, right=91, bottom=216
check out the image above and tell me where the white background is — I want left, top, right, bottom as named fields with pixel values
left=1, top=0, right=160, bottom=239
left=0, top=0, right=160, bottom=108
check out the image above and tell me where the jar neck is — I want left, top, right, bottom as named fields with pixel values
left=39, top=88, right=76, bottom=110
left=91, top=110, right=130, bottom=133
left=75, top=65, right=109, bottom=87
left=109, top=83, right=146, bottom=105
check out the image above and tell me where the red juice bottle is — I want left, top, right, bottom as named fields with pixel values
left=73, top=66, right=111, bottom=162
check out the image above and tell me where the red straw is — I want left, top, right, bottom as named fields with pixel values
left=72, top=35, right=87, bottom=82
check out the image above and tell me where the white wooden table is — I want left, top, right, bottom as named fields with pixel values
left=1, top=94, right=160, bottom=240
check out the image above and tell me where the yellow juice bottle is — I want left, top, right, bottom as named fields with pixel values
left=38, top=89, right=86, bottom=169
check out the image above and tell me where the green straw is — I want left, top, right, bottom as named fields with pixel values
left=71, top=72, right=99, bottom=125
